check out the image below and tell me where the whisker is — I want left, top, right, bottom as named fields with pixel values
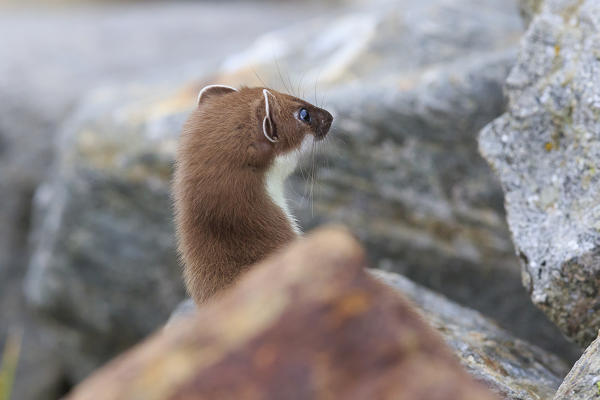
left=310, top=140, right=317, bottom=217
left=314, top=78, right=318, bottom=107
left=274, top=58, right=291, bottom=94
left=297, top=70, right=307, bottom=100
left=285, top=67, right=295, bottom=97
left=252, top=67, right=268, bottom=88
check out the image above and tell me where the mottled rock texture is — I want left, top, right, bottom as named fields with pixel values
left=518, top=0, right=545, bottom=25
left=554, top=333, right=600, bottom=400
left=479, top=0, right=600, bottom=347
left=25, top=84, right=192, bottom=382
left=171, top=266, right=569, bottom=400
left=67, top=228, right=500, bottom=400
left=372, top=270, right=568, bottom=400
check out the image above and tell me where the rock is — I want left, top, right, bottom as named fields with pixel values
left=169, top=268, right=568, bottom=400
left=24, top=83, right=192, bottom=382
left=165, top=298, right=196, bottom=329
left=554, top=333, right=600, bottom=400
left=479, top=0, right=600, bottom=346
left=0, top=84, right=61, bottom=400
left=518, top=0, right=545, bottom=25
left=67, top=228, right=500, bottom=400
left=371, top=270, right=568, bottom=400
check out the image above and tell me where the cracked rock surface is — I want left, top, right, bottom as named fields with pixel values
left=480, top=0, right=600, bottom=346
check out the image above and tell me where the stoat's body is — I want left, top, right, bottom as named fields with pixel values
left=173, top=85, right=333, bottom=304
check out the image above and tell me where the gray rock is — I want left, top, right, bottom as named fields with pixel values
left=479, top=0, right=600, bottom=347
left=554, top=334, right=600, bottom=400
left=371, top=270, right=569, bottom=400
left=518, top=0, right=545, bottom=25
left=25, top=84, right=191, bottom=382
left=164, top=298, right=196, bottom=330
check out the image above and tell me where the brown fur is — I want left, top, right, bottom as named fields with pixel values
left=173, top=86, right=333, bottom=304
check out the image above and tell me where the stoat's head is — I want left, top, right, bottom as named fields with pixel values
left=194, top=85, right=333, bottom=170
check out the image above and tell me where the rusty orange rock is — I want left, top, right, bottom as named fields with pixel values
left=67, top=227, right=499, bottom=400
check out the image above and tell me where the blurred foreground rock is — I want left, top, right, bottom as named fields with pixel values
left=553, top=334, right=600, bottom=400
left=169, top=269, right=568, bottom=399
left=479, top=0, right=600, bottom=347
left=67, top=228, right=500, bottom=400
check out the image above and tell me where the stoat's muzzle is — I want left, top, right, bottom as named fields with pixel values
left=314, top=108, right=334, bottom=140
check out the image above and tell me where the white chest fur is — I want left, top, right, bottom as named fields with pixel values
left=264, top=136, right=313, bottom=235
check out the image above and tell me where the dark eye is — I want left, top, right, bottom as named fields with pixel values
left=298, top=108, right=311, bottom=123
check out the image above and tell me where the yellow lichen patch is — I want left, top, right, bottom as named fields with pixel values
left=130, top=347, right=209, bottom=400
left=212, top=282, right=291, bottom=350
left=146, top=84, right=198, bottom=120
left=554, top=44, right=561, bottom=57
left=398, top=330, right=421, bottom=353
left=217, top=67, right=269, bottom=89
left=77, top=129, right=120, bottom=169
left=481, top=354, right=508, bottom=377
left=122, top=84, right=199, bottom=126
left=545, top=141, right=555, bottom=152
left=0, top=330, right=22, bottom=400
left=333, top=292, right=370, bottom=321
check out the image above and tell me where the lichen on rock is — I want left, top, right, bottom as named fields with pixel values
left=479, top=0, right=600, bottom=346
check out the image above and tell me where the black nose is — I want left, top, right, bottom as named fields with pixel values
left=315, top=109, right=333, bottom=140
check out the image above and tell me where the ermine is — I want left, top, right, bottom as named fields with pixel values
left=173, top=85, right=333, bottom=304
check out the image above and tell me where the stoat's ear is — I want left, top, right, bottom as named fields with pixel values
left=197, top=85, right=238, bottom=106
left=261, top=89, right=279, bottom=143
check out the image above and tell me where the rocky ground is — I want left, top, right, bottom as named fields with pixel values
left=3, top=0, right=600, bottom=399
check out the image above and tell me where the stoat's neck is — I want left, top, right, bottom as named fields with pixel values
left=264, top=136, right=313, bottom=235
left=265, top=152, right=301, bottom=234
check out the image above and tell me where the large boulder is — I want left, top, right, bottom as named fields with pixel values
left=479, top=0, right=600, bottom=346
left=67, top=228, right=501, bottom=400
left=25, top=83, right=192, bottom=382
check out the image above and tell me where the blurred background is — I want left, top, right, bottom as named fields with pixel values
left=0, top=0, right=581, bottom=399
